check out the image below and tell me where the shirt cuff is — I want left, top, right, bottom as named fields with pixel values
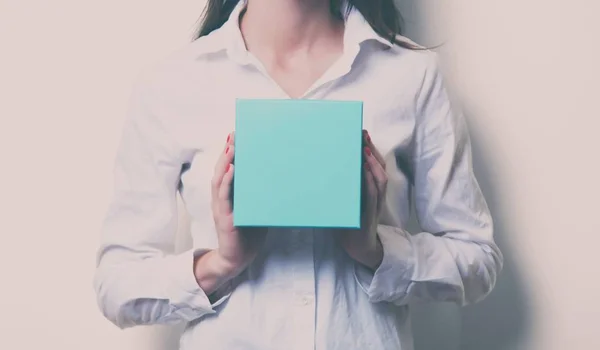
left=163, top=249, right=233, bottom=321
left=354, top=225, right=416, bottom=303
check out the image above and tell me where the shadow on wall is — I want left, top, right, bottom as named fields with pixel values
left=394, top=1, right=534, bottom=350
left=460, top=113, right=533, bottom=350
left=409, top=114, right=533, bottom=350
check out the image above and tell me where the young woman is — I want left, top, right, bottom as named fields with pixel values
left=93, top=0, right=503, bottom=349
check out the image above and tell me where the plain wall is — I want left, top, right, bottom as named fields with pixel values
left=1, top=0, right=598, bottom=349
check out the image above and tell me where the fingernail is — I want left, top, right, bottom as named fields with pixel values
left=365, top=147, right=371, bottom=156
left=225, top=146, right=230, bottom=154
left=227, top=134, right=231, bottom=142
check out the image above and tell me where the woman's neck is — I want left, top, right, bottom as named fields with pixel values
left=240, top=0, right=343, bottom=55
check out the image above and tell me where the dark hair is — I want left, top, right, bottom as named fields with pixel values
left=193, top=0, right=422, bottom=50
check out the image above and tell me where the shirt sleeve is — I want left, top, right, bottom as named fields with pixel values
left=93, top=74, right=225, bottom=329
left=355, top=52, right=504, bottom=306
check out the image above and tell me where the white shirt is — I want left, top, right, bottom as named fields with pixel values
left=93, top=2, right=503, bottom=349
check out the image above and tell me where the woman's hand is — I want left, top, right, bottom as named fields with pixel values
left=337, top=130, right=387, bottom=271
left=194, top=132, right=267, bottom=294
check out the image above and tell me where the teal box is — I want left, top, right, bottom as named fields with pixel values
left=233, top=99, right=363, bottom=229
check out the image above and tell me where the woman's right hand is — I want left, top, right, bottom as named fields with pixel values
left=193, top=132, right=267, bottom=294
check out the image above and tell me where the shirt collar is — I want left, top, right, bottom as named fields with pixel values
left=194, top=0, right=394, bottom=60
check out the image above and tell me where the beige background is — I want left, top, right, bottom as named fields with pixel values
left=1, top=0, right=599, bottom=349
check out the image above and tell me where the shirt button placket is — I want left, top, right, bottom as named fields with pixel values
left=290, top=229, right=316, bottom=350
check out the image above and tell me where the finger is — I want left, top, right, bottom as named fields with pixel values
left=211, top=140, right=235, bottom=199
left=217, top=163, right=235, bottom=215
left=227, top=131, right=235, bottom=153
left=363, top=162, right=378, bottom=205
left=371, top=147, right=386, bottom=170
left=363, top=164, right=380, bottom=224
left=363, top=130, right=386, bottom=169
left=370, top=162, right=388, bottom=195
left=364, top=147, right=387, bottom=195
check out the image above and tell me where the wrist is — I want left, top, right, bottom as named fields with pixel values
left=353, top=233, right=384, bottom=271
left=193, top=250, right=241, bottom=294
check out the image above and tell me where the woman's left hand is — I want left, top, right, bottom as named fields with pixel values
left=337, top=130, right=387, bottom=271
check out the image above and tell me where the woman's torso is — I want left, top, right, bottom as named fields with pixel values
left=143, top=5, right=433, bottom=349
